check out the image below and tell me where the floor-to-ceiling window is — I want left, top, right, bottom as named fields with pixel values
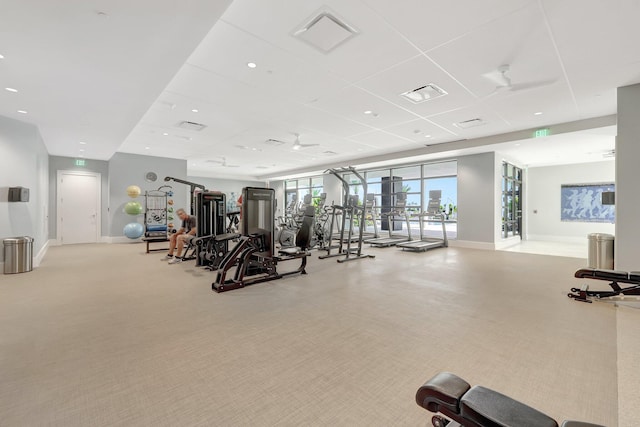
left=284, top=175, right=325, bottom=213
left=338, top=160, right=458, bottom=239
left=502, top=162, right=523, bottom=238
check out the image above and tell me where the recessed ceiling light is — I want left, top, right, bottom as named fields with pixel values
left=425, top=135, right=432, bottom=138
left=0, top=54, right=4, bottom=59
left=515, top=143, right=521, bottom=146
left=145, top=146, right=150, bottom=150
left=191, top=109, right=199, bottom=113
left=163, top=133, right=169, bottom=136
left=247, top=62, right=257, bottom=68
left=363, top=110, right=372, bottom=115
left=534, top=112, right=543, bottom=115
left=79, top=141, right=87, bottom=145
left=17, top=110, right=27, bottom=114
left=5, top=87, right=18, bottom=93
left=79, top=149, right=84, bottom=152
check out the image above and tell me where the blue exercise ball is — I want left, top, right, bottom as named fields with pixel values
left=123, top=222, right=144, bottom=239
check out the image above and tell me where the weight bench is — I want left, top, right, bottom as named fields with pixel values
left=416, top=372, right=603, bottom=427
left=568, top=268, right=640, bottom=303
left=142, top=237, right=169, bottom=254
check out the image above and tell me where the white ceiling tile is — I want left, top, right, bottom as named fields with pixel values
left=308, top=85, right=420, bottom=131
left=356, top=55, right=478, bottom=118
left=362, top=0, right=532, bottom=52
left=220, top=0, right=420, bottom=82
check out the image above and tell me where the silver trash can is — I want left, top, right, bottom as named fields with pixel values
left=3, top=236, right=34, bottom=274
left=587, top=233, right=614, bottom=269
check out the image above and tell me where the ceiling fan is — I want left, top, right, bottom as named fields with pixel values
left=266, top=133, right=319, bottom=150
left=207, top=157, right=239, bottom=167
left=481, top=64, right=556, bottom=97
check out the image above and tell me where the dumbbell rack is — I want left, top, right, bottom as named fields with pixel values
left=144, top=190, right=169, bottom=239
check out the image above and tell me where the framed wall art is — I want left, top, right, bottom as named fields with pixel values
left=561, top=183, right=615, bottom=223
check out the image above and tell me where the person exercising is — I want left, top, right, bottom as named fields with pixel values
left=164, top=208, right=197, bottom=264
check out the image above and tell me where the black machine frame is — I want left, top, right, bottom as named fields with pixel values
left=212, top=187, right=313, bottom=293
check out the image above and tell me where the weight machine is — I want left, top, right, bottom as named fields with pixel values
left=212, top=187, right=314, bottom=293
left=319, top=167, right=374, bottom=263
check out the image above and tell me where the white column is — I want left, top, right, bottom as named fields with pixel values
left=615, top=83, right=640, bottom=270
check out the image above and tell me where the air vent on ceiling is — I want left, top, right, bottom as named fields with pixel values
left=454, top=118, right=486, bottom=129
left=400, top=84, right=448, bottom=104
left=293, top=10, right=357, bottom=53
left=176, top=121, right=207, bottom=131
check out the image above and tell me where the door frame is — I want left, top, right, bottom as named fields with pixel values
left=57, top=170, right=102, bottom=244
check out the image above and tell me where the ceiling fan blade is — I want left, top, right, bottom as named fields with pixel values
left=481, top=65, right=511, bottom=87
left=508, top=79, right=557, bottom=92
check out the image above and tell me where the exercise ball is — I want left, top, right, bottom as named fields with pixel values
left=124, top=201, right=143, bottom=215
left=123, top=222, right=144, bottom=239
left=126, top=185, right=141, bottom=198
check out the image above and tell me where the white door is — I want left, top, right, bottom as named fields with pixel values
left=58, top=171, right=101, bottom=244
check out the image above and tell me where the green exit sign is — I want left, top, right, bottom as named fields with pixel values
left=534, top=128, right=550, bottom=138
left=75, top=159, right=86, bottom=167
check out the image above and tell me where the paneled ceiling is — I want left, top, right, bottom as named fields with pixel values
left=2, top=0, right=637, bottom=180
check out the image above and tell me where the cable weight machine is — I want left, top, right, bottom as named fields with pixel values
left=319, top=167, right=374, bottom=263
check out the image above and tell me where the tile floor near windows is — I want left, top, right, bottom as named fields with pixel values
left=500, top=240, right=588, bottom=259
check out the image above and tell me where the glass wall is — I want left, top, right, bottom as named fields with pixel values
left=502, top=162, right=522, bottom=238
left=342, top=160, right=458, bottom=238
left=284, top=175, right=325, bottom=213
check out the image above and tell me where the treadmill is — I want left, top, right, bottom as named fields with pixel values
left=397, top=190, right=448, bottom=252
left=365, top=192, right=411, bottom=248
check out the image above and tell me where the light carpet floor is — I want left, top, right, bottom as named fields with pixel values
left=0, top=242, right=623, bottom=426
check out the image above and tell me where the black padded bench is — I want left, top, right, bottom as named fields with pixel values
left=142, top=237, right=169, bottom=254
left=569, top=267, right=640, bottom=303
left=416, top=372, right=604, bottom=427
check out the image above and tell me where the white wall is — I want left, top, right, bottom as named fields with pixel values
left=456, top=152, right=496, bottom=248
left=108, top=153, right=187, bottom=239
left=0, top=115, right=49, bottom=266
left=616, top=83, right=640, bottom=270
left=527, top=161, right=615, bottom=242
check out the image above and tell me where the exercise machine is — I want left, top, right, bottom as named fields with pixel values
left=313, top=193, right=332, bottom=250
left=361, top=193, right=379, bottom=240
left=212, top=187, right=314, bottom=293
left=568, top=268, right=640, bottom=303
left=191, top=191, right=238, bottom=269
left=319, top=167, right=374, bottom=263
left=397, top=190, right=448, bottom=252
left=163, top=176, right=205, bottom=215
left=276, top=193, right=300, bottom=248
left=365, top=192, right=411, bottom=247
left=416, top=371, right=604, bottom=427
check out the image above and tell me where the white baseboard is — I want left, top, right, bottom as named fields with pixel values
left=448, top=240, right=496, bottom=250
left=33, top=240, right=50, bottom=268
left=527, top=234, right=587, bottom=244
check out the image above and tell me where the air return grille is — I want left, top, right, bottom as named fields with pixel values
left=400, top=84, right=448, bottom=104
